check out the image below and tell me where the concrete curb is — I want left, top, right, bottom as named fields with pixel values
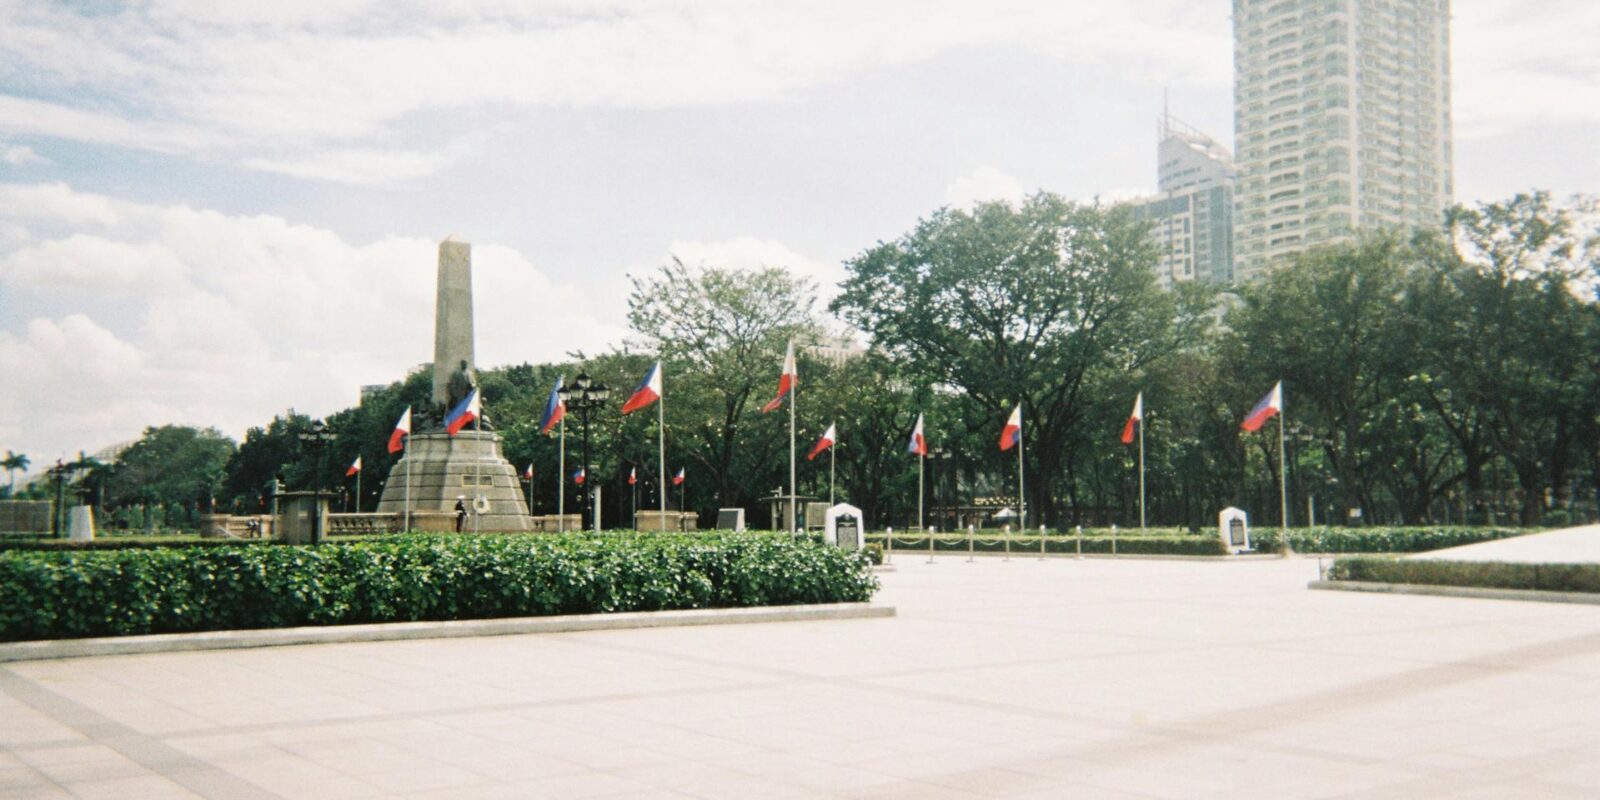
left=1308, top=580, right=1600, bottom=606
left=882, top=551, right=1280, bottom=563
left=0, top=603, right=896, bottom=663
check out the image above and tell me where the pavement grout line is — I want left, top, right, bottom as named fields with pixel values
left=0, top=666, right=280, bottom=800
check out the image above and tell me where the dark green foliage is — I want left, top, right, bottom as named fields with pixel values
left=1327, top=557, right=1600, bottom=593
left=1252, top=526, right=1525, bottom=554
left=0, top=533, right=878, bottom=641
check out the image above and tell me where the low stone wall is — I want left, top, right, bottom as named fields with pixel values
left=0, top=501, right=52, bottom=534
left=198, top=514, right=272, bottom=539
left=635, top=511, right=699, bottom=532
left=534, top=514, right=581, bottom=533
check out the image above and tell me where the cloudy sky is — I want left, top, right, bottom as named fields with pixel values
left=1, top=0, right=1597, bottom=466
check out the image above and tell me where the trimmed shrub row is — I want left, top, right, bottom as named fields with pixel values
left=1253, top=526, right=1526, bottom=554
left=0, top=533, right=878, bottom=641
left=0, top=535, right=262, bottom=552
left=867, top=533, right=1228, bottom=556
left=1327, top=557, right=1600, bottom=593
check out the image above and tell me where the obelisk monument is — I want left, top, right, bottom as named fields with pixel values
left=374, top=237, right=533, bottom=531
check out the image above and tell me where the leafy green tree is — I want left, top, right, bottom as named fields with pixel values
left=105, top=426, right=236, bottom=528
left=627, top=259, right=823, bottom=515
left=832, top=195, right=1207, bottom=525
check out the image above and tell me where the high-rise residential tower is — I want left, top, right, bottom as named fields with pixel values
left=1132, top=114, right=1237, bottom=286
left=1232, top=0, right=1453, bottom=278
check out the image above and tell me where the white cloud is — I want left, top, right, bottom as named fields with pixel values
left=1452, top=0, right=1600, bottom=139
left=667, top=236, right=845, bottom=299
left=240, top=141, right=473, bottom=186
left=944, top=166, right=1027, bottom=210
left=0, top=1, right=1233, bottom=182
left=1, top=142, right=46, bottom=165
left=0, top=181, right=625, bottom=461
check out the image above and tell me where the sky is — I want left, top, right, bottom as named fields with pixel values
left=1, top=0, right=1597, bottom=468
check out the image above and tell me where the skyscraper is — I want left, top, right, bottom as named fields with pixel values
left=1232, top=0, right=1453, bottom=278
left=1132, top=114, right=1237, bottom=286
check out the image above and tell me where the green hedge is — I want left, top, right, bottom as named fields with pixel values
left=867, top=533, right=1228, bottom=556
left=1327, top=557, right=1600, bottom=593
left=0, top=533, right=878, bottom=641
left=1254, top=526, right=1526, bottom=554
left=0, top=535, right=262, bottom=552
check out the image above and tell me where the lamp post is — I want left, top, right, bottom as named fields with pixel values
left=297, top=420, right=335, bottom=543
left=558, top=373, right=611, bottom=532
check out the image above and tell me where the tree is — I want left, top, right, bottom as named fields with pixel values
left=1414, top=193, right=1600, bottom=524
left=627, top=258, right=823, bottom=515
left=1224, top=234, right=1424, bottom=522
left=106, top=426, right=237, bottom=528
left=832, top=195, right=1207, bottom=525
left=2, top=450, right=28, bottom=495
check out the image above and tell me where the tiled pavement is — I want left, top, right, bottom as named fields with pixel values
left=2, top=556, right=1597, bottom=798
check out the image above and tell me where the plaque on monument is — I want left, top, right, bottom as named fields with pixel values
left=1217, top=507, right=1250, bottom=553
left=374, top=237, right=532, bottom=531
left=716, top=508, right=746, bottom=531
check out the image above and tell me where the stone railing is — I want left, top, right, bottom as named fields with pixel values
left=634, top=510, right=699, bottom=532
left=198, top=514, right=273, bottom=539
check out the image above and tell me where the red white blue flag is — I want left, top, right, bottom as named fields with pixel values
left=1120, top=392, right=1143, bottom=445
left=445, top=388, right=480, bottom=436
left=540, top=375, right=566, bottom=434
left=346, top=456, right=362, bottom=477
left=622, top=361, right=662, bottom=415
left=907, top=414, right=927, bottom=456
left=387, top=407, right=410, bottom=454
left=672, top=467, right=685, bottom=486
left=572, top=467, right=585, bottom=485
left=808, top=423, right=837, bottom=461
left=761, top=341, right=797, bottom=413
left=522, top=463, right=533, bottom=480
left=999, top=404, right=1022, bottom=451
left=628, top=466, right=637, bottom=485
left=1241, top=382, right=1282, bottom=432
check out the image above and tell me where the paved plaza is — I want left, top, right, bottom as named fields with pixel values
left=2, top=556, right=1597, bottom=798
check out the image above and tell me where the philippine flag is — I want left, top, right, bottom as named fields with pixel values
left=1120, top=392, right=1143, bottom=445
left=808, top=423, right=837, bottom=461
left=346, top=456, right=362, bottom=477
left=999, top=404, right=1022, bottom=451
left=628, top=466, right=637, bottom=485
left=622, top=361, right=663, bottom=415
left=907, top=414, right=928, bottom=456
left=761, top=341, right=798, bottom=413
left=672, top=467, right=685, bottom=486
left=1241, top=382, right=1283, bottom=432
left=523, top=463, right=534, bottom=480
left=445, top=388, right=480, bottom=436
left=387, top=407, right=411, bottom=454
left=572, top=467, right=586, bottom=485
left=540, top=376, right=567, bottom=434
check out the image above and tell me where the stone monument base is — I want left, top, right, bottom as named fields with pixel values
left=376, top=431, right=533, bottom=532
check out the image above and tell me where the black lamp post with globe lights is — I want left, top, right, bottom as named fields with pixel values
left=558, top=373, right=611, bottom=531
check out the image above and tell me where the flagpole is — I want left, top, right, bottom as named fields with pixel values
left=1278, top=386, right=1291, bottom=554
left=918, top=452, right=925, bottom=533
left=788, top=369, right=797, bottom=534
left=557, top=418, right=565, bottom=532
left=403, top=434, right=412, bottom=532
left=1018, top=415, right=1026, bottom=530
left=356, top=468, right=361, bottom=514
left=1138, top=414, right=1146, bottom=530
left=829, top=444, right=835, bottom=507
left=658, top=386, right=667, bottom=520
left=473, top=406, right=482, bottom=534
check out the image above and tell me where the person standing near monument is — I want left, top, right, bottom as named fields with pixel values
left=454, top=496, right=467, bottom=532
